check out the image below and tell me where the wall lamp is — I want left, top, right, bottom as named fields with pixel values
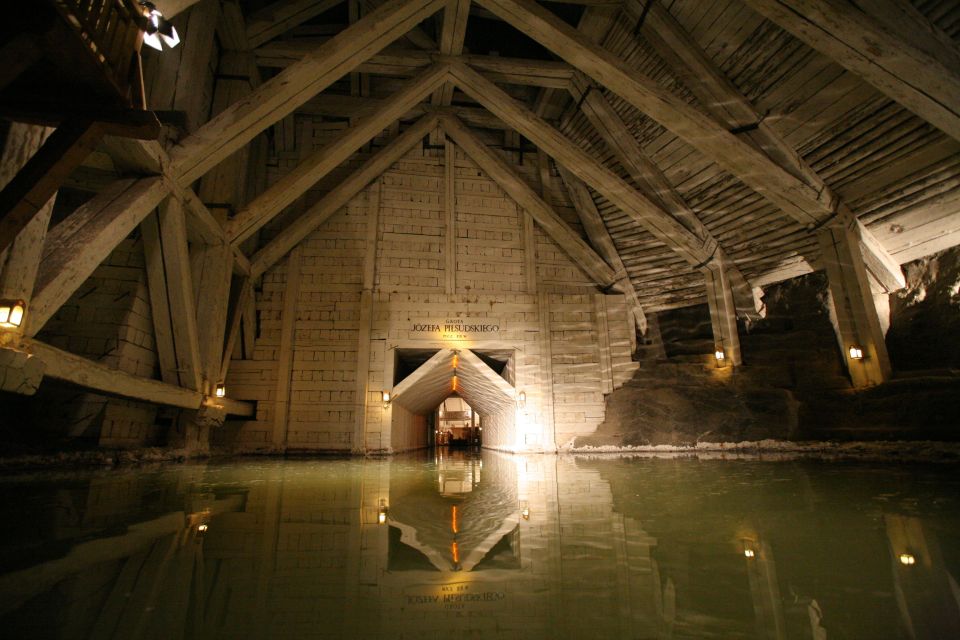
left=517, top=390, right=526, bottom=409
left=0, top=299, right=25, bottom=329
left=214, top=383, right=226, bottom=398
left=714, top=348, right=725, bottom=363
left=848, top=345, right=864, bottom=360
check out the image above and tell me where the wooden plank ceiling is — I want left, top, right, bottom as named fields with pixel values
left=88, top=0, right=960, bottom=313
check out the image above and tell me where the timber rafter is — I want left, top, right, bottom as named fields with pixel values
left=7, top=0, right=959, bottom=409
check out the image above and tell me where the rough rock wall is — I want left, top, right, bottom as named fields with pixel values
left=579, top=263, right=960, bottom=449
left=887, top=245, right=960, bottom=371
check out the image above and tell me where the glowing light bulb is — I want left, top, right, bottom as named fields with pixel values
left=214, top=383, right=226, bottom=398
left=899, top=553, right=915, bottom=566
left=744, top=548, right=755, bottom=558
left=849, top=346, right=864, bottom=360
left=715, top=349, right=725, bottom=362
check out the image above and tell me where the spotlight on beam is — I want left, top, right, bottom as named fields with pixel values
left=139, top=2, right=180, bottom=51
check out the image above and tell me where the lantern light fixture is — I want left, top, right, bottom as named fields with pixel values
left=744, top=548, right=755, bottom=559
left=214, top=383, right=226, bottom=398
left=378, top=498, right=389, bottom=524
left=899, top=553, right=916, bottom=566
left=849, top=345, right=864, bottom=360
left=382, top=390, right=391, bottom=404
left=517, top=390, right=526, bottom=409
left=0, top=299, right=25, bottom=329
left=715, top=348, right=725, bottom=362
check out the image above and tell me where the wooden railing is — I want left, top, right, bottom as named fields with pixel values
left=50, top=0, right=146, bottom=107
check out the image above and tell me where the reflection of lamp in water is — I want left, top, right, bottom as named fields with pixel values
left=378, top=498, right=388, bottom=524
left=899, top=553, right=916, bottom=566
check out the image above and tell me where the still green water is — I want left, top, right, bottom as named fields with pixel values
left=0, top=450, right=958, bottom=639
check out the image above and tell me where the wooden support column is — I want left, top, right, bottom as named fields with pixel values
left=219, top=278, right=252, bottom=383
left=818, top=222, right=892, bottom=387
left=0, top=124, right=55, bottom=326
left=161, top=199, right=204, bottom=390
left=444, top=140, right=457, bottom=294
left=703, top=256, right=742, bottom=367
left=353, top=180, right=382, bottom=453
left=433, top=0, right=471, bottom=105
left=593, top=293, right=613, bottom=395
left=522, top=212, right=538, bottom=294
left=193, top=49, right=258, bottom=395
left=558, top=166, right=643, bottom=349
left=536, top=292, right=556, bottom=451
left=273, top=246, right=303, bottom=449
left=141, top=209, right=179, bottom=386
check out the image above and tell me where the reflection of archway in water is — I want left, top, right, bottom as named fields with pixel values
left=391, top=349, right=516, bottom=450
left=387, top=451, right=519, bottom=572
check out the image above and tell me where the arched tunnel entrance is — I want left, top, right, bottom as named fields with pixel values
left=389, top=349, right=517, bottom=452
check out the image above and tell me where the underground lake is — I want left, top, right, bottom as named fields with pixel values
left=0, top=450, right=957, bottom=639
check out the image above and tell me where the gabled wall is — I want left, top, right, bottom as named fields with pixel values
left=223, top=126, right=637, bottom=453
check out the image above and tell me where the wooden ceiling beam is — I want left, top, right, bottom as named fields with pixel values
left=250, top=114, right=442, bottom=276
left=448, top=61, right=717, bottom=269
left=24, top=338, right=254, bottom=415
left=26, top=177, right=169, bottom=336
left=169, top=0, right=447, bottom=186
left=568, top=77, right=756, bottom=316
left=741, top=0, right=960, bottom=144
left=631, top=1, right=904, bottom=292
left=246, top=0, right=343, bottom=48
left=557, top=166, right=645, bottom=336
left=473, top=0, right=832, bottom=226
left=254, top=43, right=575, bottom=88
left=228, top=63, right=451, bottom=245
left=298, top=93, right=507, bottom=129
left=440, top=114, right=617, bottom=287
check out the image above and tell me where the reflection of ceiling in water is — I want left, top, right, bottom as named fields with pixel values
left=389, top=453, right=519, bottom=572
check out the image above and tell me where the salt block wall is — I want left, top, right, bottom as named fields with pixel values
left=225, top=130, right=637, bottom=453
left=32, top=238, right=161, bottom=448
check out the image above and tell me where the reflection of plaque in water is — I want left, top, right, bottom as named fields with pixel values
left=402, top=581, right=507, bottom=611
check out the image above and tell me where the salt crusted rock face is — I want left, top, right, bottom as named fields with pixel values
left=887, top=245, right=960, bottom=372
left=577, top=265, right=960, bottom=450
